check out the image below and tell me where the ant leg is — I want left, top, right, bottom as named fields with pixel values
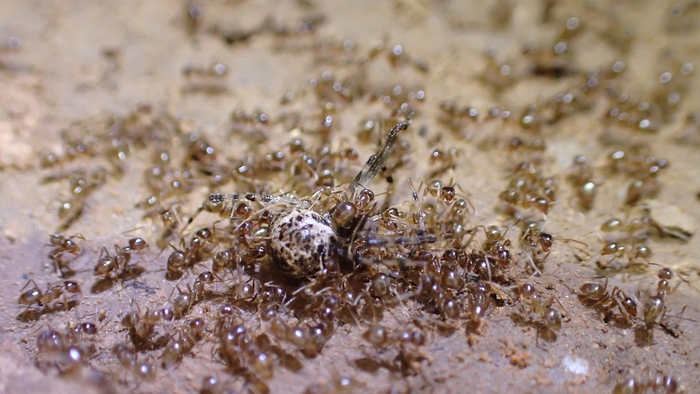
left=550, top=295, right=569, bottom=317
left=484, top=256, right=493, bottom=281
left=20, top=279, right=40, bottom=292
left=525, top=253, right=542, bottom=276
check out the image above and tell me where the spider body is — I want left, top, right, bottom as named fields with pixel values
left=269, top=207, right=337, bottom=277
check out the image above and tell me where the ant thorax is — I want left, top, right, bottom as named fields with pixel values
left=269, top=207, right=337, bottom=277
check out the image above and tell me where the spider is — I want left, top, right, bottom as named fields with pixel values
left=196, top=118, right=436, bottom=278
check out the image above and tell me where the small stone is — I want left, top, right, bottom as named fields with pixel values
left=645, top=200, right=697, bottom=240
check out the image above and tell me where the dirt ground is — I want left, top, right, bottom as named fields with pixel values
left=1, top=1, right=700, bottom=393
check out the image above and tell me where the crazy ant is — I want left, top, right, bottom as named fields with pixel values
left=465, top=284, right=492, bottom=332
left=633, top=267, right=693, bottom=346
left=578, top=277, right=637, bottom=326
left=515, top=283, right=564, bottom=342
left=48, top=233, right=84, bottom=256
left=612, top=368, right=681, bottom=394
left=519, top=221, right=588, bottom=270
left=113, top=343, right=157, bottom=383
left=475, top=224, right=515, bottom=270
left=18, top=279, right=81, bottom=320
left=47, top=233, right=86, bottom=277
left=54, top=168, right=108, bottom=231
left=360, top=323, right=428, bottom=375
left=92, top=239, right=148, bottom=292
left=437, top=100, right=480, bottom=137
left=168, top=284, right=198, bottom=319
left=35, top=326, right=97, bottom=375
left=120, top=302, right=172, bottom=350
left=163, top=229, right=215, bottom=280
left=423, top=179, right=474, bottom=209
left=567, top=155, right=597, bottom=211
left=427, top=147, right=464, bottom=179
left=181, top=62, right=229, bottom=94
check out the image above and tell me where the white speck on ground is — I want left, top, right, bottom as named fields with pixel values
left=562, top=355, right=589, bottom=376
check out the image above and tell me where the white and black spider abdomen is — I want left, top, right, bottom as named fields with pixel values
left=268, top=208, right=337, bottom=277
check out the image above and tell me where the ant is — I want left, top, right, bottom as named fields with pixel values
left=360, top=323, right=428, bottom=375
left=54, top=168, right=108, bottom=231
left=167, top=284, right=198, bottom=319
left=591, top=240, right=655, bottom=272
left=35, top=325, right=98, bottom=375
left=181, top=62, right=228, bottom=94
left=113, top=343, right=157, bottom=383
left=92, top=238, right=148, bottom=292
left=520, top=221, right=588, bottom=269
left=162, top=318, right=207, bottom=368
left=515, top=283, right=564, bottom=343
left=18, top=279, right=81, bottom=320
left=476, top=224, right=515, bottom=270
left=567, top=155, right=598, bottom=211
left=121, top=302, right=172, bottom=350
left=427, top=147, right=464, bottom=179
left=465, top=283, right=491, bottom=332
left=436, top=100, right=480, bottom=137
left=644, top=266, right=697, bottom=340
left=423, top=180, right=475, bottom=211
left=578, top=277, right=637, bottom=326
left=633, top=267, right=694, bottom=345
left=303, top=376, right=358, bottom=394
left=613, top=372, right=680, bottom=394
left=164, top=228, right=215, bottom=280
left=47, top=233, right=86, bottom=277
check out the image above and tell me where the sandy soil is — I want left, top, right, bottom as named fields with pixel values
left=1, top=1, right=700, bottom=393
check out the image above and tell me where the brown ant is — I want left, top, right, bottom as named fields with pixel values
left=578, top=277, right=637, bottom=326
left=591, top=239, right=655, bottom=272
left=35, top=326, right=98, bottom=375
left=18, top=279, right=81, bottom=308
left=113, top=343, right=157, bottom=383
left=92, top=239, right=148, bottom=292
left=168, top=284, right=197, bottom=319
left=436, top=101, right=479, bottom=138
left=514, top=283, right=564, bottom=343
left=121, top=302, right=171, bottom=350
left=182, top=62, right=228, bottom=94
left=163, top=228, right=217, bottom=280
left=479, top=52, right=516, bottom=93
left=613, top=371, right=680, bottom=394
left=302, top=374, right=359, bottom=394
left=162, top=318, right=207, bottom=368
left=520, top=221, right=587, bottom=270
left=567, top=155, right=597, bottom=211
left=48, top=233, right=84, bottom=256
left=465, top=284, right=492, bottom=332
left=423, top=180, right=474, bottom=210
left=635, top=294, right=666, bottom=345
left=18, top=279, right=81, bottom=320
left=633, top=267, right=692, bottom=346
left=360, top=323, right=428, bottom=375
left=47, top=233, right=86, bottom=277
left=53, top=168, right=108, bottom=231
left=427, top=147, right=464, bottom=179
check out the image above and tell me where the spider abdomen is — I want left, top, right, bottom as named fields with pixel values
left=269, top=208, right=337, bottom=277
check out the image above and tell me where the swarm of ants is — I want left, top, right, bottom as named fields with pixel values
left=13, top=2, right=700, bottom=393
